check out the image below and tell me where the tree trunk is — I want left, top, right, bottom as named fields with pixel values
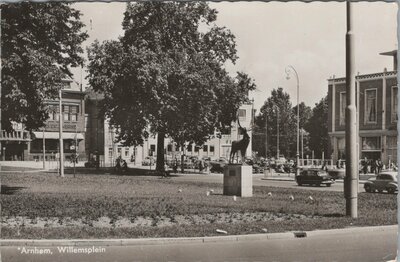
left=156, top=132, right=165, bottom=172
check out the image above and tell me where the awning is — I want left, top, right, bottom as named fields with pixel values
left=32, top=132, right=84, bottom=140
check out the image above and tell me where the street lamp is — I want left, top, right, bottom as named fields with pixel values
left=285, top=65, right=300, bottom=176
left=272, top=105, right=280, bottom=159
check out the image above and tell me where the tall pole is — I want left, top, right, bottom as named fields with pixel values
left=42, top=128, right=45, bottom=169
left=59, top=89, right=64, bottom=177
left=286, top=65, right=300, bottom=176
left=345, top=0, right=358, bottom=218
left=276, top=108, right=279, bottom=159
left=265, top=116, right=268, bottom=158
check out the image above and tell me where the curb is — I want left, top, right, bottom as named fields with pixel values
left=0, top=225, right=396, bottom=247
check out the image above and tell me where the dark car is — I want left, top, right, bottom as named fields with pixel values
left=296, top=169, right=335, bottom=187
left=364, top=172, right=398, bottom=194
left=209, top=157, right=228, bottom=173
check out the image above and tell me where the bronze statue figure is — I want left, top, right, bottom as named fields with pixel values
left=229, top=118, right=251, bottom=164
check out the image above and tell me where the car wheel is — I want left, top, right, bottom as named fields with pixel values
left=326, top=183, right=332, bottom=187
left=387, top=188, right=395, bottom=194
left=364, top=185, right=372, bottom=193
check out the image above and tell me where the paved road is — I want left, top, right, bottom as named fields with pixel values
left=171, top=173, right=367, bottom=192
left=1, top=226, right=396, bottom=262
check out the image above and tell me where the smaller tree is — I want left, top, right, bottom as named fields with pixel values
left=254, top=87, right=296, bottom=158
left=305, top=96, right=329, bottom=159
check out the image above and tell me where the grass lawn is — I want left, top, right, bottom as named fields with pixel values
left=1, top=171, right=397, bottom=239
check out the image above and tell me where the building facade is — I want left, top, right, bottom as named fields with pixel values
left=0, top=78, right=86, bottom=161
left=98, top=102, right=254, bottom=167
left=328, top=53, right=397, bottom=166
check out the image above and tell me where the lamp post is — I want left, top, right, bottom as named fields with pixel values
left=59, top=89, right=64, bottom=177
left=273, top=105, right=280, bottom=159
left=345, top=0, right=358, bottom=218
left=285, top=65, right=300, bottom=176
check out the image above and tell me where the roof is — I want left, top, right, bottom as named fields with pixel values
left=379, top=50, right=397, bottom=56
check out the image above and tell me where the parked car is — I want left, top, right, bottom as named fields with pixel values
left=364, top=172, right=398, bottom=194
left=209, top=157, right=228, bottom=173
left=295, top=169, right=335, bottom=187
left=142, top=157, right=155, bottom=166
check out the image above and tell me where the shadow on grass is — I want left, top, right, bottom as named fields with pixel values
left=1, top=185, right=26, bottom=195
left=323, top=213, right=345, bottom=218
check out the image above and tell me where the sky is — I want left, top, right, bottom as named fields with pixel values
left=72, top=2, right=398, bottom=112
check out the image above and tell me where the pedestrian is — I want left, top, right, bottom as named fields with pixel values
left=377, top=159, right=383, bottom=174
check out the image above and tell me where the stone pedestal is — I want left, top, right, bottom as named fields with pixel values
left=223, top=164, right=253, bottom=197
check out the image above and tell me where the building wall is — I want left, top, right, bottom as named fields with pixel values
left=100, top=102, right=254, bottom=166
left=25, top=81, right=86, bottom=161
left=327, top=71, right=398, bottom=165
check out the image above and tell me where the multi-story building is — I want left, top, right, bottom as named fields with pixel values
left=0, top=77, right=86, bottom=161
left=96, top=102, right=254, bottom=167
left=328, top=50, right=397, bottom=166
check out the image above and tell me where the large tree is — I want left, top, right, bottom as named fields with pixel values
left=254, top=88, right=296, bottom=158
left=87, top=2, right=255, bottom=171
left=305, top=96, right=329, bottom=159
left=1, top=3, right=88, bottom=131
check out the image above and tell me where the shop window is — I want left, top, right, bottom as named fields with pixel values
left=365, top=89, right=377, bottom=124
left=387, top=136, right=397, bottom=165
left=391, top=86, right=398, bottom=123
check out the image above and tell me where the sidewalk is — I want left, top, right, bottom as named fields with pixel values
left=0, top=225, right=396, bottom=247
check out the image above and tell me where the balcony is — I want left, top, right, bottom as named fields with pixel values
left=0, top=130, right=31, bottom=141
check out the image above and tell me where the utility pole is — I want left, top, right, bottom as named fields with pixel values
left=345, top=0, right=358, bottom=218
left=276, top=108, right=280, bottom=159
left=42, top=128, right=45, bottom=169
left=265, top=117, right=268, bottom=158
left=59, top=89, right=64, bottom=177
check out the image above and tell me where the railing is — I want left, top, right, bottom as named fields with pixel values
left=0, top=130, right=31, bottom=141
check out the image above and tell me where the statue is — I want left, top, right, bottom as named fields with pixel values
left=229, top=118, right=251, bottom=164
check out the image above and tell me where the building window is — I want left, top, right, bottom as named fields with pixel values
left=125, top=148, right=129, bottom=157
left=187, top=145, right=192, bottom=152
left=238, top=109, right=246, bottom=121
left=117, top=148, right=122, bottom=155
left=108, top=148, right=113, bottom=157
left=194, top=146, right=199, bottom=152
left=63, top=105, right=70, bottom=121
left=365, top=89, right=377, bottom=124
left=203, top=145, right=208, bottom=152
left=339, top=92, right=346, bottom=126
left=150, top=144, right=156, bottom=153
left=337, top=137, right=345, bottom=159
left=362, top=137, right=381, bottom=150
left=70, top=105, right=79, bottom=122
left=210, top=146, right=215, bottom=156
left=167, top=144, right=172, bottom=152
left=391, top=86, right=398, bottom=123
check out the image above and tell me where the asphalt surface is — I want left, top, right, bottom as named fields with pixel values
left=171, top=173, right=368, bottom=192
left=1, top=226, right=396, bottom=262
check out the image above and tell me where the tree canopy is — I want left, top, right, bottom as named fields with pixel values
left=305, top=96, right=329, bottom=158
left=254, top=87, right=296, bottom=158
left=87, top=2, right=255, bottom=171
left=1, top=2, right=88, bottom=131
